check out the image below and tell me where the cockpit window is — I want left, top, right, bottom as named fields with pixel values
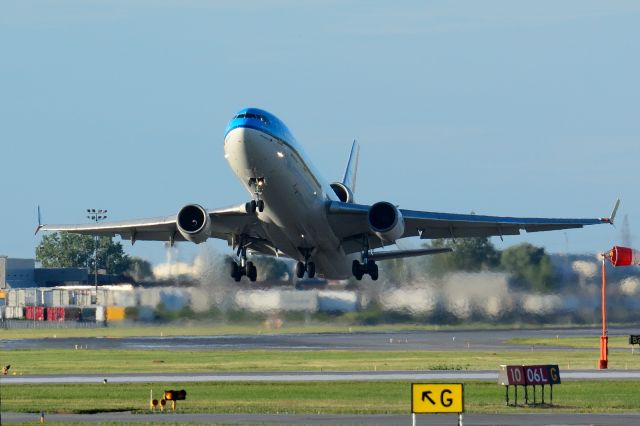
left=258, top=115, right=270, bottom=125
left=233, top=112, right=270, bottom=125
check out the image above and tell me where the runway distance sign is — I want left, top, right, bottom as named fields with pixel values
left=524, top=365, right=561, bottom=385
left=411, top=383, right=464, bottom=414
left=630, top=335, right=640, bottom=345
left=498, top=365, right=526, bottom=385
left=498, top=365, right=560, bottom=386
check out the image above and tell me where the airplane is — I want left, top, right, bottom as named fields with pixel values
left=37, top=108, right=619, bottom=282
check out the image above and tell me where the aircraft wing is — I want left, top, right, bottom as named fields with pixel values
left=37, top=202, right=265, bottom=246
left=327, top=200, right=617, bottom=255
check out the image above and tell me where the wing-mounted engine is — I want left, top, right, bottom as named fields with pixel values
left=330, top=182, right=355, bottom=203
left=368, top=201, right=404, bottom=242
left=176, top=204, right=211, bottom=243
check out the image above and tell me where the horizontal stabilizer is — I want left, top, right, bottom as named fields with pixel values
left=369, top=247, right=452, bottom=262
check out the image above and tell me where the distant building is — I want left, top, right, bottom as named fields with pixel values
left=0, top=257, right=35, bottom=288
left=0, top=256, right=88, bottom=289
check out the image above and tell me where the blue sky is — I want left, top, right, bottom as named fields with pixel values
left=1, top=1, right=638, bottom=265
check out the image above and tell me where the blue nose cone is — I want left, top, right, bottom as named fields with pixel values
left=224, top=108, right=296, bottom=145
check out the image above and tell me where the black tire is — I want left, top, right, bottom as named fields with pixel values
left=230, top=261, right=239, bottom=279
left=247, top=261, right=257, bottom=282
left=249, top=200, right=257, bottom=213
left=295, top=262, right=305, bottom=278
left=306, top=262, right=316, bottom=278
left=369, top=262, right=379, bottom=281
left=352, top=260, right=361, bottom=277
left=257, top=200, right=265, bottom=212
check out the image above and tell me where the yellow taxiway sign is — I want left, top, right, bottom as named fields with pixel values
left=411, top=383, right=464, bottom=413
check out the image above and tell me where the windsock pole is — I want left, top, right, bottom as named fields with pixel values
left=599, top=255, right=608, bottom=369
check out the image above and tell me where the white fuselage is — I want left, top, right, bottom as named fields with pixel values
left=224, top=126, right=357, bottom=279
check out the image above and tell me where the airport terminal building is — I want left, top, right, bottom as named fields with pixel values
left=0, top=256, right=88, bottom=289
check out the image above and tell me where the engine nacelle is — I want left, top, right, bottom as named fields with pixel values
left=368, top=201, right=405, bottom=242
left=176, top=204, right=211, bottom=244
left=330, top=182, right=354, bottom=203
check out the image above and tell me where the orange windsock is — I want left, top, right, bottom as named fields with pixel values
left=607, top=246, right=640, bottom=267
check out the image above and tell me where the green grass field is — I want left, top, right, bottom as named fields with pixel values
left=3, top=347, right=640, bottom=375
left=3, top=380, right=640, bottom=415
left=508, top=335, right=636, bottom=349
left=0, top=321, right=606, bottom=340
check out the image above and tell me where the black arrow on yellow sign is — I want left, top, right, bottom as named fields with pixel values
left=421, top=391, right=435, bottom=405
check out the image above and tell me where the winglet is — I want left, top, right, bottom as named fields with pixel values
left=342, top=139, right=360, bottom=194
left=601, top=199, right=621, bottom=225
left=34, top=205, right=44, bottom=235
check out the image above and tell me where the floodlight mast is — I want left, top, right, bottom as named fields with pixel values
left=86, top=208, right=107, bottom=302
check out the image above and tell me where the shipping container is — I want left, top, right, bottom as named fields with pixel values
left=35, top=306, right=46, bottom=321
left=14, top=289, right=27, bottom=306
left=8, top=290, right=18, bottom=306
left=56, top=289, right=71, bottom=306
left=64, top=307, right=81, bottom=321
left=75, top=291, right=93, bottom=306
left=24, top=288, right=40, bottom=306
left=5, top=306, right=24, bottom=319
left=25, top=305, right=35, bottom=320
left=43, top=290, right=53, bottom=306
left=96, top=306, right=105, bottom=322
left=106, top=306, right=125, bottom=321
left=46, top=307, right=65, bottom=321
left=81, top=307, right=96, bottom=321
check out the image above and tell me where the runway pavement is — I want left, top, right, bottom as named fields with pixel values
left=2, top=326, right=638, bottom=352
left=4, top=411, right=640, bottom=425
left=3, top=369, right=640, bottom=385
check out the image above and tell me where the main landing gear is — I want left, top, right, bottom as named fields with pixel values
left=352, top=259, right=378, bottom=281
left=295, top=249, right=316, bottom=279
left=247, top=177, right=266, bottom=213
left=352, top=236, right=379, bottom=281
left=230, top=242, right=257, bottom=282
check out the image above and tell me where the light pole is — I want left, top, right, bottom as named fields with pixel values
left=87, top=208, right=107, bottom=302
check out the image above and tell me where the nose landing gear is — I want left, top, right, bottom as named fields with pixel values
left=247, top=178, right=266, bottom=213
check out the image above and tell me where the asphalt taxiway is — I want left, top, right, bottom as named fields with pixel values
left=2, top=326, right=638, bottom=352
left=4, top=412, right=640, bottom=425
left=3, top=368, right=640, bottom=385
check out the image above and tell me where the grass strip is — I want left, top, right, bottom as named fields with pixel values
left=508, top=336, right=636, bottom=349
left=0, top=322, right=611, bottom=340
left=3, top=348, right=640, bottom=375
left=2, top=380, right=640, bottom=415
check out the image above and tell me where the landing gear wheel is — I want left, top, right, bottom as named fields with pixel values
left=231, top=261, right=242, bottom=282
left=352, top=260, right=364, bottom=280
left=247, top=261, right=257, bottom=282
left=295, top=262, right=305, bottom=279
left=257, top=200, right=265, bottom=212
left=306, top=262, right=316, bottom=279
left=230, top=261, right=239, bottom=279
left=249, top=200, right=257, bottom=213
left=369, top=262, right=379, bottom=281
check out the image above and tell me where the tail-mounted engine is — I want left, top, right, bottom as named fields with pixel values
left=330, top=182, right=355, bottom=203
left=368, top=201, right=405, bottom=242
left=176, top=204, right=211, bottom=244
